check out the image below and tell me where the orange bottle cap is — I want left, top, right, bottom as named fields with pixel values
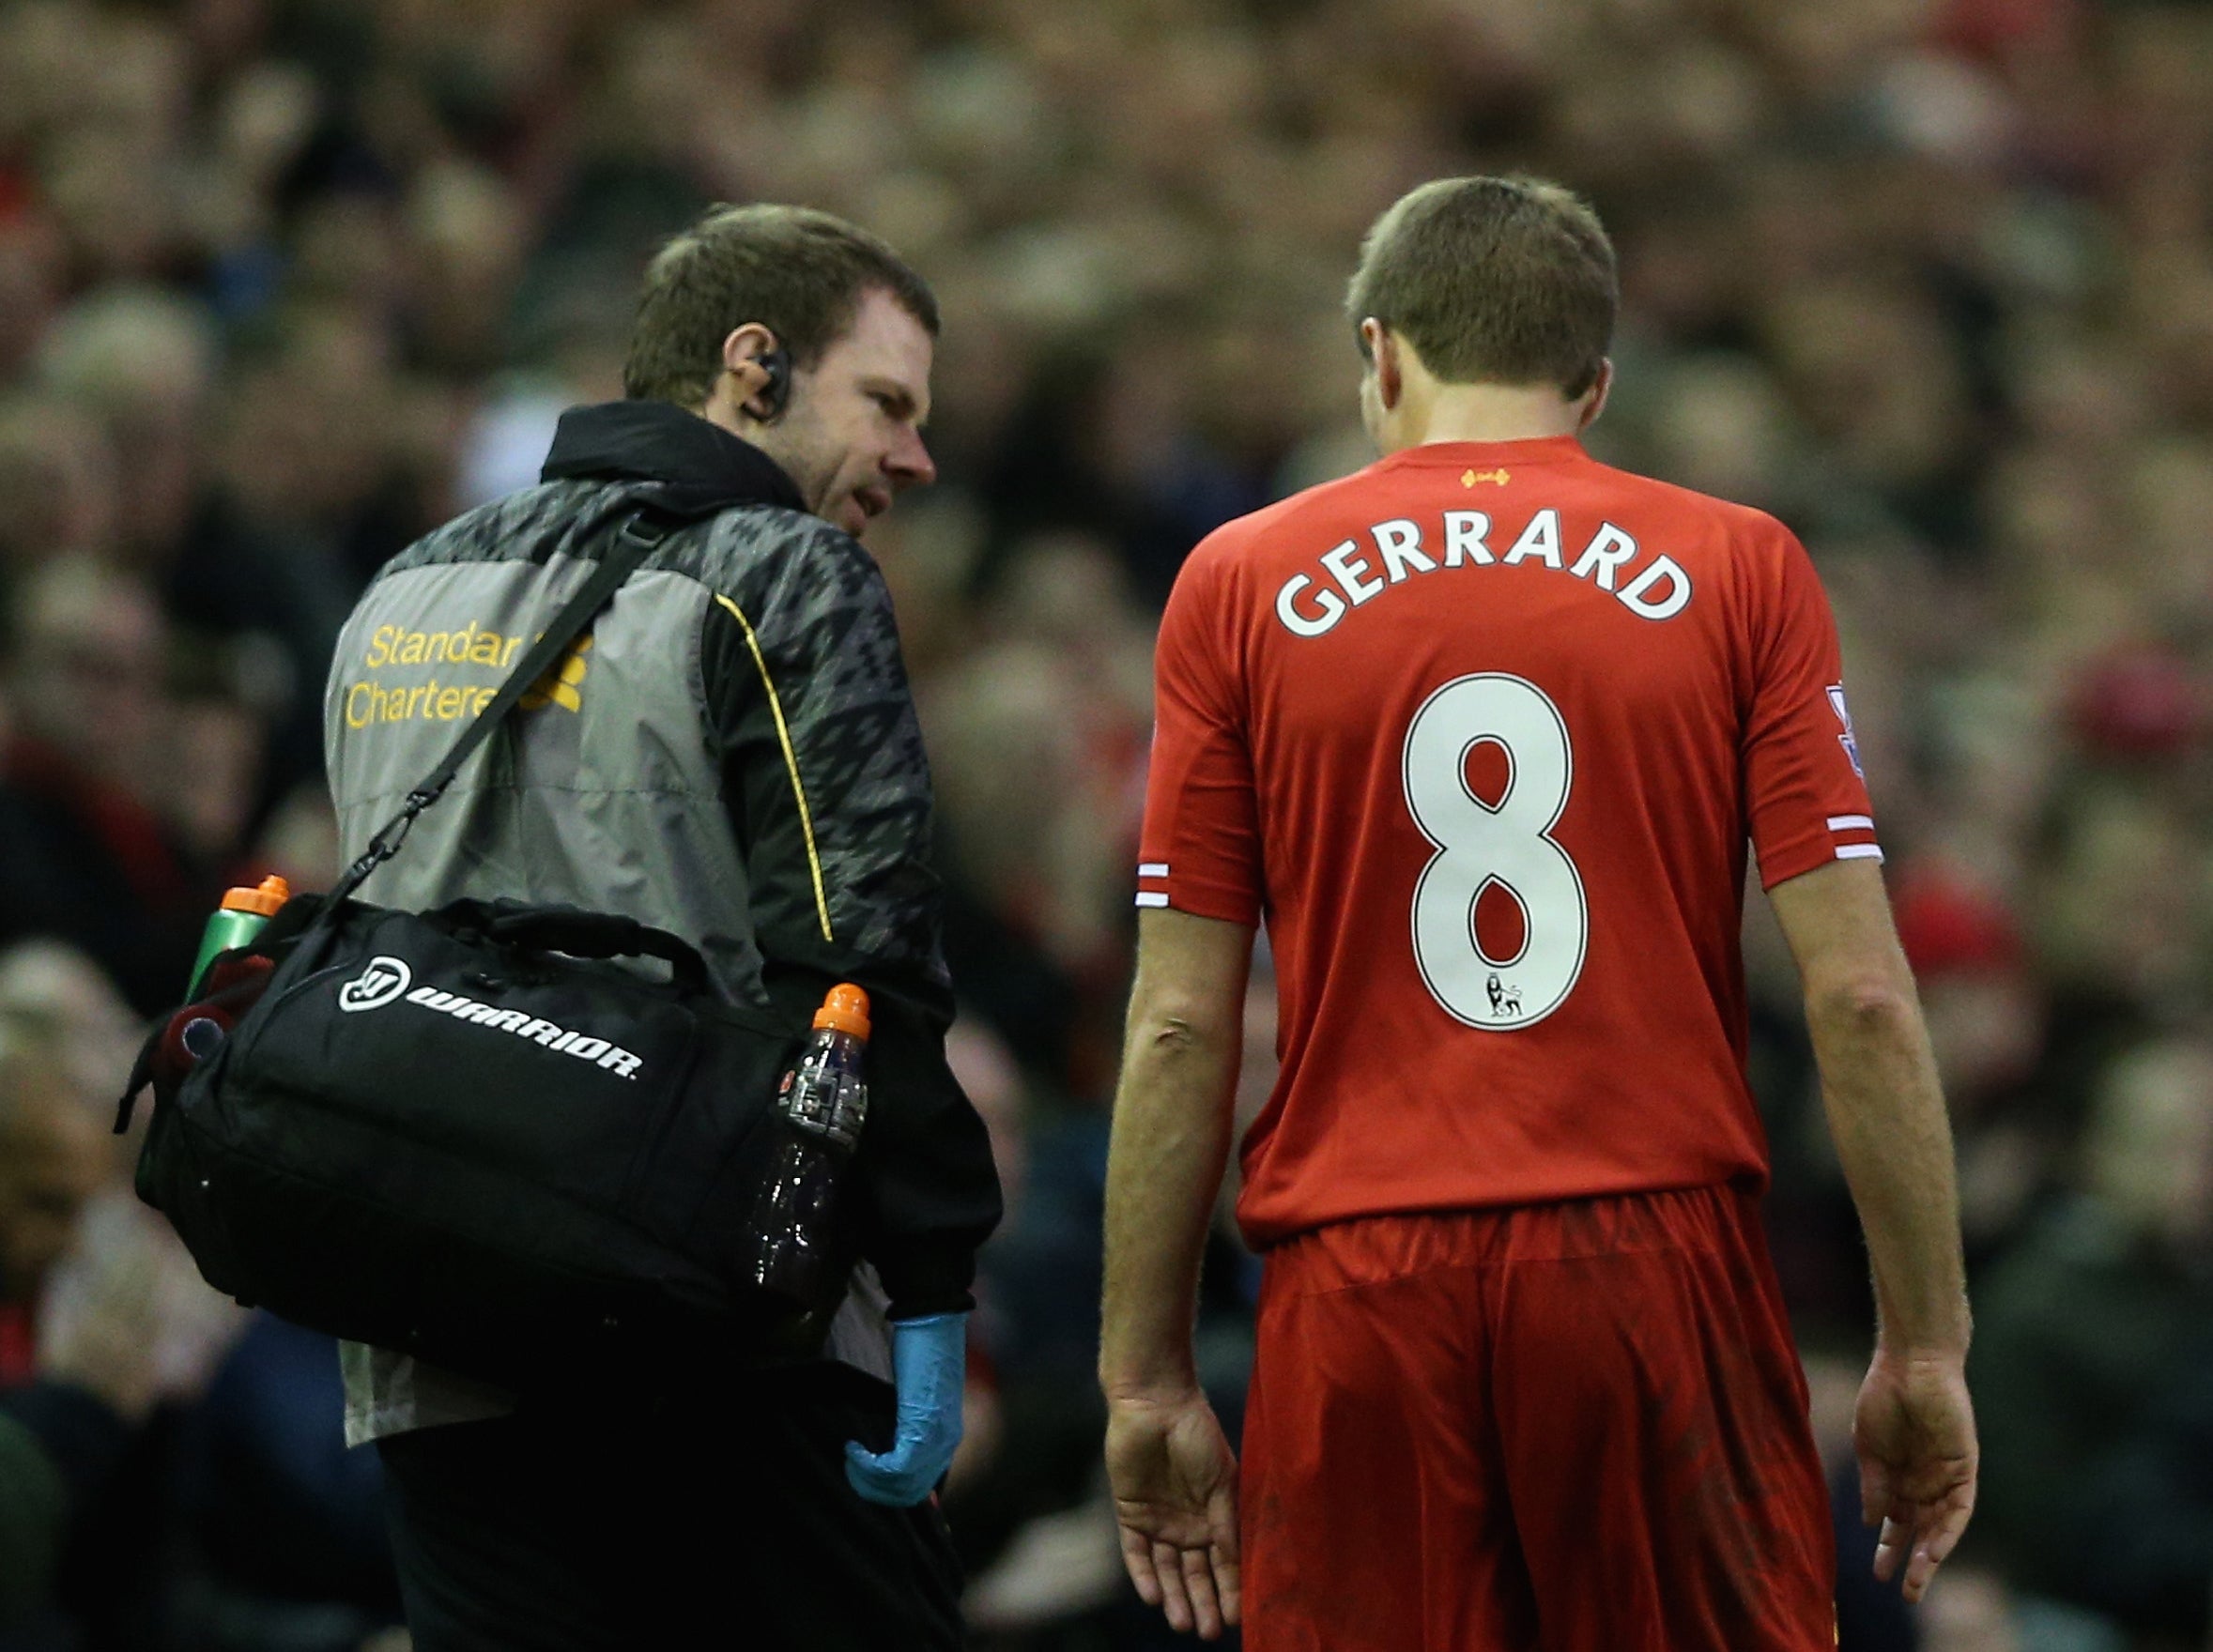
left=812, top=983, right=870, bottom=1040
left=221, top=875, right=291, bottom=917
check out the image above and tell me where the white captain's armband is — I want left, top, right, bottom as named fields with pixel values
left=1826, top=813, right=1883, bottom=864
left=1134, top=862, right=1170, bottom=907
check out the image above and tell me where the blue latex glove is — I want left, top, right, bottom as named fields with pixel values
left=845, top=1311, right=968, bottom=1507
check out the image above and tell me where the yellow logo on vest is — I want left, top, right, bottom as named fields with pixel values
left=1461, top=468, right=1510, bottom=487
left=520, top=635, right=592, bottom=713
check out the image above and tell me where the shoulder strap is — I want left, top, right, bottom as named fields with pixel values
left=331, top=510, right=674, bottom=903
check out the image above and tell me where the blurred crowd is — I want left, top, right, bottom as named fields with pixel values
left=4, top=0, right=2213, bottom=1648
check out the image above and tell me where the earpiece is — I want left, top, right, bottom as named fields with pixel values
left=750, top=345, right=791, bottom=422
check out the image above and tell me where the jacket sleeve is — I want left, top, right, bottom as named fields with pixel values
left=700, top=512, right=1002, bottom=1319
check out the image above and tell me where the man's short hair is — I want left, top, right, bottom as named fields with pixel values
left=622, top=204, right=940, bottom=408
left=1346, top=176, right=1617, bottom=398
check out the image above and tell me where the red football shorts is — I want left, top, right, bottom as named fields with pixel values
left=1240, top=1185, right=1835, bottom=1651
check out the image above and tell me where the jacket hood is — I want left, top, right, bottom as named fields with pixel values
left=540, top=401, right=807, bottom=518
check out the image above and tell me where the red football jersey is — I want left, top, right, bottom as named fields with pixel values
left=1139, top=436, right=1880, bottom=1247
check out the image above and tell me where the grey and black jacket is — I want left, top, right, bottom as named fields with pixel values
left=323, top=400, right=1001, bottom=1444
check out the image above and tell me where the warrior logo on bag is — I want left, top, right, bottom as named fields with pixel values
left=338, top=956, right=413, bottom=1013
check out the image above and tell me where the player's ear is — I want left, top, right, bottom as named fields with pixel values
left=1577, top=359, right=1614, bottom=431
left=1363, top=319, right=1404, bottom=413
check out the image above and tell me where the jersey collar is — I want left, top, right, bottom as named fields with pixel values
left=1376, top=435, right=1590, bottom=468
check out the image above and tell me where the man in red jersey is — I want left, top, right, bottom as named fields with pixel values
left=1099, top=176, right=1976, bottom=1650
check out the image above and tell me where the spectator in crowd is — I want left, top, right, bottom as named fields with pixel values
left=163, top=1313, right=406, bottom=1652
left=0, top=939, right=144, bottom=1110
left=2, top=970, right=365, bottom=1652
left=2066, top=1303, right=2213, bottom=1647
left=1971, top=1037, right=2213, bottom=1624
left=0, top=394, right=115, bottom=580
left=0, top=1023, right=143, bottom=1635
left=0, top=1024, right=106, bottom=1384
left=0, top=556, right=208, bottom=1016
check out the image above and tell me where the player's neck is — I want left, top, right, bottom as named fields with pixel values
left=1388, top=379, right=1589, bottom=451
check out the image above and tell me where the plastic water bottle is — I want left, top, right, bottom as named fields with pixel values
left=168, top=875, right=290, bottom=1071
left=188, top=875, right=291, bottom=997
left=743, top=984, right=871, bottom=1313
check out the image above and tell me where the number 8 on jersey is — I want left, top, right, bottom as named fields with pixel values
left=1404, top=674, right=1588, bottom=1029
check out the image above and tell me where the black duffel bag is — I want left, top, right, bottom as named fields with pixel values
left=119, top=512, right=837, bottom=1390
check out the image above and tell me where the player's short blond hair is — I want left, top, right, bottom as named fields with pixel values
left=1347, top=176, right=1617, bottom=398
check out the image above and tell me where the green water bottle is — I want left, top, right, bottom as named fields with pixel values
left=188, top=875, right=290, bottom=997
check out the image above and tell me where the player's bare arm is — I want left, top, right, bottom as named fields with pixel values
left=1099, top=907, right=1253, bottom=1642
left=1768, top=857, right=1977, bottom=1605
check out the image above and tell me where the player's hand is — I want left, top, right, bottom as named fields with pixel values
left=1853, top=1350, right=1977, bottom=1603
left=1104, top=1386, right=1240, bottom=1640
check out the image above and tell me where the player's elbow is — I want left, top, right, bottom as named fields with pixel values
left=1139, top=1005, right=1236, bottom=1056
left=1143, top=1016, right=1203, bottom=1057
left=1806, top=968, right=1919, bottom=1039
left=1128, top=990, right=1239, bottom=1060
